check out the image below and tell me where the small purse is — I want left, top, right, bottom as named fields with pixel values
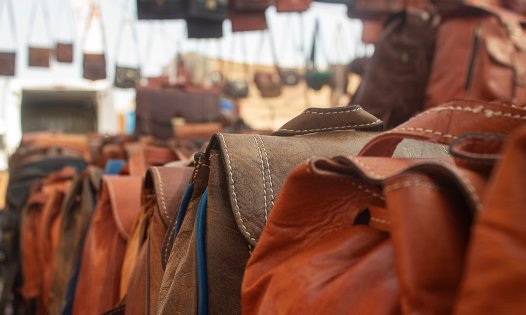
left=136, top=0, right=186, bottom=20
left=114, top=15, right=141, bottom=89
left=306, top=19, right=332, bottom=91
left=275, top=16, right=303, bottom=86
left=229, top=9, right=268, bottom=32
left=276, top=0, right=311, bottom=12
left=254, top=72, right=282, bottom=98
left=0, top=0, right=16, bottom=76
left=82, top=4, right=107, bottom=81
left=27, top=0, right=52, bottom=68
left=55, top=43, right=74, bottom=63
left=222, top=33, right=250, bottom=99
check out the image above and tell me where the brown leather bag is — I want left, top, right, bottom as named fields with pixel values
left=352, top=9, right=438, bottom=129
left=124, top=166, right=193, bottom=315
left=253, top=72, right=282, bottom=98
left=28, top=47, right=52, bottom=68
left=72, top=176, right=142, bottom=315
left=0, top=0, right=16, bottom=76
left=229, top=10, right=268, bottom=32
left=347, top=0, right=430, bottom=19
left=242, top=100, right=526, bottom=314
left=82, top=4, right=107, bottom=81
left=501, top=0, right=526, bottom=15
left=275, top=0, right=311, bottom=12
left=156, top=105, right=455, bottom=315
left=55, top=43, right=74, bottom=63
left=425, top=4, right=526, bottom=108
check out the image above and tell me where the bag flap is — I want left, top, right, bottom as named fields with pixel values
left=147, top=166, right=194, bottom=227
left=485, top=34, right=515, bottom=66
left=103, top=175, right=142, bottom=240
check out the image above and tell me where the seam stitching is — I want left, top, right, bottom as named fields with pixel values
left=257, top=135, right=275, bottom=208
left=153, top=167, right=170, bottom=224
left=253, top=135, right=269, bottom=224
left=278, top=120, right=381, bottom=133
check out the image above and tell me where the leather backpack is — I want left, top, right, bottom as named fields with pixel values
left=124, top=166, right=194, bottom=315
left=242, top=101, right=526, bottom=314
left=352, top=9, right=438, bottom=129
left=425, top=4, right=526, bottom=108
left=156, top=105, right=454, bottom=315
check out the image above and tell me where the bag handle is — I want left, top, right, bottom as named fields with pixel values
left=114, top=1, right=141, bottom=67
left=27, top=0, right=52, bottom=47
left=358, top=100, right=526, bottom=157
left=54, top=0, right=76, bottom=43
left=0, top=0, right=17, bottom=48
left=81, top=2, right=107, bottom=55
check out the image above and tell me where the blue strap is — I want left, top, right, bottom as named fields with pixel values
left=175, top=184, right=194, bottom=236
left=196, top=189, right=208, bottom=315
left=103, top=159, right=126, bottom=175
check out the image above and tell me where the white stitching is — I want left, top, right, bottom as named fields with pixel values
left=218, top=133, right=257, bottom=243
left=278, top=120, right=382, bottom=133
left=370, top=217, right=391, bottom=225
left=164, top=221, right=177, bottom=264
left=153, top=167, right=170, bottom=224
left=348, top=157, right=385, bottom=178
left=411, top=105, right=526, bottom=120
left=257, top=135, right=275, bottom=207
left=252, top=135, right=269, bottom=224
left=303, top=108, right=361, bottom=115
left=384, top=180, right=440, bottom=193
left=391, top=127, right=457, bottom=140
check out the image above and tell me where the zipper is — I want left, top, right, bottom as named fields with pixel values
left=464, top=25, right=481, bottom=91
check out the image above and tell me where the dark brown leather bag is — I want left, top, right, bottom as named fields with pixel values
left=347, top=0, right=430, bottom=19
left=242, top=100, right=526, bottom=314
left=125, top=166, right=193, bottom=315
left=230, top=10, right=268, bottom=32
left=352, top=9, right=438, bottom=129
left=72, top=176, right=142, bottom=315
left=0, top=52, right=16, bottom=77
left=82, top=4, right=107, bottom=81
left=55, top=43, right=74, bottom=63
left=276, top=0, right=311, bottom=12
left=425, top=4, right=526, bottom=108
left=253, top=72, right=282, bottom=98
left=28, top=47, right=52, bottom=68
left=501, top=0, right=526, bottom=15
left=114, top=17, right=142, bottom=89
left=232, top=0, right=270, bottom=11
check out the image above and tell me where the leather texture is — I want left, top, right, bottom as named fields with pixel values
left=72, top=176, right=142, bottom=315
left=83, top=53, right=107, bottom=81
left=157, top=105, right=451, bottom=315
left=125, top=166, right=193, bottom=315
left=425, top=6, right=526, bottom=108
left=352, top=9, right=438, bottom=129
left=55, top=43, right=74, bottom=63
left=242, top=102, right=526, bottom=315
left=28, top=47, right=51, bottom=68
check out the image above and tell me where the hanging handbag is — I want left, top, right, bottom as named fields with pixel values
left=27, top=0, right=52, bottom=68
left=114, top=13, right=142, bottom=89
left=275, top=16, right=303, bottom=86
left=188, top=0, right=228, bottom=21
left=232, top=0, right=271, bottom=11
left=347, top=0, right=430, bottom=19
left=0, top=0, right=16, bottom=76
left=82, top=4, right=107, bottom=81
left=223, top=33, right=250, bottom=98
left=229, top=10, right=268, bottom=32
left=305, top=19, right=332, bottom=91
left=242, top=101, right=526, bottom=315
left=276, top=0, right=311, bottom=12
left=136, top=0, right=186, bottom=20
left=186, top=18, right=224, bottom=39
left=253, top=31, right=282, bottom=98
left=54, top=0, right=76, bottom=63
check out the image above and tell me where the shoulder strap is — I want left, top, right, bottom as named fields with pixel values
left=0, top=0, right=17, bottom=47
left=82, top=3, right=107, bottom=54
left=114, top=14, right=141, bottom=66
left=27, top=0, right=52, bottom=46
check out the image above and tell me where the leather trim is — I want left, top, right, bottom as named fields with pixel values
left=103, top=176, right=142, bottom=240
left=196, top=190, right=208, bottom=315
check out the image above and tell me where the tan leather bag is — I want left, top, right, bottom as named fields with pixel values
left=124, top=166, right=194, bottom=315
left=72, top=176, right=142, bottom=315
left=157, top=105, right=452, bottom=315
left=242, top=101, right=526, bottom=314
left=425, top=4, right=526, bottom=108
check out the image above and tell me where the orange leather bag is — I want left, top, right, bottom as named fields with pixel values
left=72, top=176, right=142, bottom=315
left=242, top=100, right=526, bottom=314
left=425, top=4, right=526, bottom=108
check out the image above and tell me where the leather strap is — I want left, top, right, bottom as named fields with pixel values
left=114, top=3, right=141, bottom=67
left=272, top=105, right=383, bottom=136
left=127, top=145, right=178, bottom=177
left=0, top=0, right=16, bottom=47
left=27, top=0, right=52, bottom=46
left=359, top=100, right=526, bottom=157
left=82, top=3, right=107, bottom=54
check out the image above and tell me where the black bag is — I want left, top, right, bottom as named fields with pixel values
left=137, top=0, right=185, bottom=20
left=188, top=0, right=228, bottom=21
left=114, top=16, right=142, bottom=88
left=0, top=0, right=16, bottom=77
left=186, top=18, right=224, bottom=38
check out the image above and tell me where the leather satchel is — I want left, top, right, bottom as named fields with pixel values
left=254, top=71, right=282, bottom=98
left=347, top=0, right=430, bottom=19
left=135, top=87, right=221, bottom=139
left=223, top=79, right=250, bottom=98
left=0, top=52, right=16, bottom=77
left=232, top=0, right=271, bottom=11
left=55, top=42, right=74, bottom=63
left=242, top=100, right=526, bottom=314
left=352, top=9, right=438, bottom=129
left=114, top=66, right=142, bottom=89
left=277, top=68, right=301, bottom=86
left=186, top=18, right=224, bottom=38
left=28, top=47, right=52, bottom=68
left=136, top=0, right=186, bottom=20
left=83, top=53, right=107, bottom=81
left=276, top=0, right=311, bottom=12
left=230, top=9, right=268, bottom=32
left=425, top=4, right=526, bottom=108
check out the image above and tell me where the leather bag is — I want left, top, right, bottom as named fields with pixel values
left=72, top=175, right=142, bottom=315
left=156, top=104, right=455, bottom=315
left=352, top=9, right=438, bottom=129
left=231, top=0, right=270, bottom=11
left=222, top=34, right=250, bottom=98
left=242, top=100, right=526, bottom=315
left=134, top=86, right=221, bottom=139
left=186, top=18, right=224, bottom=39
left=137, top=0, right=185, bottom=20
left=276, top=0, right=311, bottom=12
left=28, top=48, right=52, bottom=68
left=501, top=0, right=526, bottom=15
left=188, top=0, right=228, bottom=21
left=0, top=0, right=16, bottom=77
left=347, top=0, right=430, bottom=19
left=114, top=16, right=142, bottom=89
left=82, top=4, right=107, bottom=81
left=230, top=10, right=268, bottom=32
left=425, top=4, right=526, bottom=108
left=254, top=71, right=282, bottom=98
left=124, top=166, right=194, bottom=315
left=55, top=43, right=74, bottom=63
left=27, top=0, right=52, bottom=68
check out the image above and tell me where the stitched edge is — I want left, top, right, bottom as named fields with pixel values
left=348, top=157, right=385, bottom=178
left=252, top=135, right=269, bottom=224
left=391, top=127, right=457, bottom=140
left=411, top=104, right=526, bottom=121
left=303, top=107, right=361, bottom=115
left=152, top=167, right=170, bottom=224
left=278, top=120, right=382, bottom=133
left=370, top=217, right=391, bottom=225
left=257, top=135, right=275, bottom=207
left=384, top=180, right=440, bottom=193
left=218, top=133, right=257, bottom=243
